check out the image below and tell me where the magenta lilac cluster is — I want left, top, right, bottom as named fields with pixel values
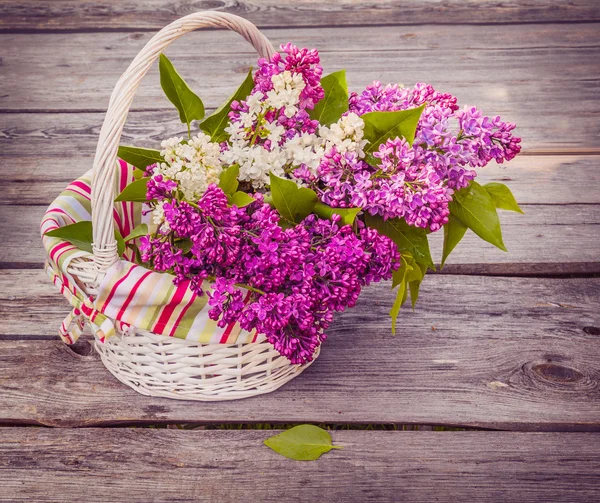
left=140, top=184, right=399, bottom=364
left=228, top=42, right=324, bottom=145
left=307, top=81, right=522, bottom=230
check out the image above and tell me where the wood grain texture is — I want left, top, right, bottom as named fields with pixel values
left=1, top=273, right=598, bottom=429
left=2, top=0, right=600, bottom=31
left=1, top=429, right=599, bottom=502
left=3, top=155, right=599, bottom=206
left=0, top=23, right=598, bottom=153
left=6, top=203, right=599, bottom=273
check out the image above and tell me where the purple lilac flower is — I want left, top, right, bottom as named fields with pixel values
left=146, top=175, right=178, bottom=200
left=307, top=81, right=521, bottom=230
left=348, top=81, right=521, bottom=189
left=141, top=185, right=400, bottom=364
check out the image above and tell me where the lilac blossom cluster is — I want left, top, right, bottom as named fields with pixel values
left=137, top=43, right=521, bottom=363
left=304, top=81, right=521, bottom=229
left=140, top=183, right=399, bottom=364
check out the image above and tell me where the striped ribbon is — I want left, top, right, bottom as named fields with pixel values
left=42, top=160, right=261, bottom=345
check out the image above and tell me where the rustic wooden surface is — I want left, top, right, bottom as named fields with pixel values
left=0, top=1, right=599, bottom=501
left=1, top=429, right=600, bottom=503
left=1, top=272, right=599, bottom=429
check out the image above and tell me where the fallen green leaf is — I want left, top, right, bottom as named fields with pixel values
left=264, top=425, right=342, bottom=461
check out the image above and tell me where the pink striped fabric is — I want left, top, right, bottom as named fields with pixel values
left=42, top=160, right=261, bottom=346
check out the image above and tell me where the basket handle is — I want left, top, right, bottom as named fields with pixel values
left=91, top=12, right=276, bottom=284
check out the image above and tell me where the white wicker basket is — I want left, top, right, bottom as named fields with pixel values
left=50, top=12, right=320, bottom=401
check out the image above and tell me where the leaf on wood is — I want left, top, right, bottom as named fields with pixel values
left=264, top=425, right=342, bottom=461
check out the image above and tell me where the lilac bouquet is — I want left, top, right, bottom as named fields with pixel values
left=112, top=44, right=522, bottom=364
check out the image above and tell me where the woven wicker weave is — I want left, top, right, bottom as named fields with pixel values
left=52, top=12, right=320, bottom=401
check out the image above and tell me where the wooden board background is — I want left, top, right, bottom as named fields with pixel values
left=0, top=1, right=599, bottom=501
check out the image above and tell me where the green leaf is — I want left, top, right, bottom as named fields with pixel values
left=364, top=214, right=434, bottom=269
left=309, top=70, right=348, bottom=126
left=269, top=173, right=318, bottom=224
left=117, top=146, right=164, bottom=170
left=44, top=221, right=126, bottom=256
left=441, top=216, right=468, bottom=268
left=228, top=191, right=255, bottom=208
left=264, top=425, right=342, bottom=461
left=200, top=68, right=254, bottom=143
left=362, top=105, right=425, bottom=166
left=159, top=53, right=205, bottom=131
left=44, top=221, right=93, bottom=253
left=174, top=238, right=193, bottom=254
left=115, top=177, right=151, bottom=202
left=408, top=261, right=427, bottom=309
left=114, top=229, right=126, bottom=257
left=450, top=181, right=507, bottom=252
left=484, top=182, right=524, bottom=214
left=390, top=256, right=413, bottom=334
left=390, top=253, right=426, bottom=324
left=123, top=223, right=148, bottom=243
left=313, top=202, right=361, bottom=226
left=219, top=165, right=239, bottom=196
left=132, top=168, right=145, bottom=180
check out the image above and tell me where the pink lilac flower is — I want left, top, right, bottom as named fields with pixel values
left=254, top=43, right=324, bottom=109
left=140, top=184, right=400, bottom=364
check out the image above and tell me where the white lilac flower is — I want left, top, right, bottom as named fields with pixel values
left=155, top=132, right=223, bottom=201
left=318, top=112, right=367, bottom=157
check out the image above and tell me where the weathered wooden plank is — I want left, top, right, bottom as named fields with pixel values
left=3, top=155, right=599, bottom=206
left=4, top=107, right=594, bottom=163
left=1, top=273, right=598, bottom=429
left=4, top=203, right=598, bottom=273
left=2, top=0, right=599, bottom=31
left=0, top=429, right=599, bottom=503
left=0, top=25, right=598, bottom=153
